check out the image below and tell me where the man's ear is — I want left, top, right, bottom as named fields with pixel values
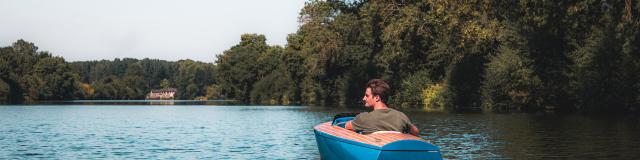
left=373, top=95, right=380, bottom=102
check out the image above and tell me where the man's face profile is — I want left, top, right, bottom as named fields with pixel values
left=362, top=88, right=376, bottom=108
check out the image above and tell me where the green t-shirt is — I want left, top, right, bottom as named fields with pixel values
left=351, top=108, right=414, bottom=134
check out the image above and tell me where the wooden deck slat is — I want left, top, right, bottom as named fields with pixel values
left=314, top=122, right=426, bottom=147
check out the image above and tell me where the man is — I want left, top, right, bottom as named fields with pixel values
left=345, top=79, right=420, bottom=136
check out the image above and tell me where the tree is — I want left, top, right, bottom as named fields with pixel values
left=205, top=84, right=222, bottom=100
left=215, top=34, right=268, bottom=101
left=174, top=60, right=214, bottom=99
left=481, top=26, right=543, bottom=112
left=0, top=79, right=8, bottom=101
left=568, top=13, right=628, bottom=112
left=184, top=84, right=199, bottom=100
left=160, top=79, right=171, bottom=89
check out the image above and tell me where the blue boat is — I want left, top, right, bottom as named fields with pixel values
left=314, top=116, right=443, bottom=160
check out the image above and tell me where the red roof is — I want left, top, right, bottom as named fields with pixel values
left=150, top=88, right=177, bottom=93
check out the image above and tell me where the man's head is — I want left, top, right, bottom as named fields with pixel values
left=362, top=79, right=390, bottom=107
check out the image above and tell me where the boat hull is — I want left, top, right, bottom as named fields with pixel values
left=314, top=121, right=442, bottom=160
left=315, top=129, right=382, bottom=160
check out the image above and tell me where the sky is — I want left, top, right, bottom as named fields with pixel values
left=0, top=0, right=306, bottom=62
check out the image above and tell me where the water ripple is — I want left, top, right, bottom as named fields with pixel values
left=1, top=105, right=639, bottom=159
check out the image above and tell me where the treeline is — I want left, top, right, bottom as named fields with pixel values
left=2, top=1, right=639, bottom=113
left=0, top=40, right=219, bottom=102
left=216, top=0, right=639, bottom=113
left=70, top=58, right=217, bottom=100
left=0, top=40, right=80, bottom=101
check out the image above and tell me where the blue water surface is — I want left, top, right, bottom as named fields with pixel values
left=0, top=105, right=345, bottom=159
left=1, top=104, right=639, bottom=159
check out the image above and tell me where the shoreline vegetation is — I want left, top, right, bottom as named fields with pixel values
left=4, top=99, right=240, bottom=106
left=1, top=1, right=639, bottom=113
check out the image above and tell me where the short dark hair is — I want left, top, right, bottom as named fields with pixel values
left=366, top=79, right=391, bottom=102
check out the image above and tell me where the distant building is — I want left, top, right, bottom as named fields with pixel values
left=146, top=88, right=177, bottom=100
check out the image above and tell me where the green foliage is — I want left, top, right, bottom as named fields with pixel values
left=70, top=58, right=213, bottom=100
left=122, top=75, right=146, bottom=99
left=0, top=40, right=81, bottom=102
left=215, top=34, right=268, bottom=102
left=249, top=46, right=298, bottom=104
left=72, top=58, right=177, bottom=90
left=422, top=82, right=445, bottom=111
left=0, top=79, right=8, bottom=101
left=208, top=0, right=639, bottom=113
left=175, top=60, right=215, bottom=99
left=91, top=77, right=123, bottom=99
left=250, top=67, right=295, bottom=104
left=205, top=84, right=222, bottom=100
left=567, top=13, right=631, bottom=112
left=27, top=56, right=80, bottom=100
left=160, top=79, right=171, bottom=89
left=215, top=34, right=301, bottom=104
left=302, top=0, right=637, bottom=112
left=0, top=39, right=218, bottom=101
left=391, top=71, right=432, bottom=108
left=481, top=27, right=543, bottom=112
left=2, top=0, right=638, bottom=113
left=440, top=54, right=486, bottom=112
left=294, top=0, right=376, bottom=105
left=183, top=84, right=199, bottom=100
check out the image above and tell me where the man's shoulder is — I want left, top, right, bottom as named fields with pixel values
left=386, top=108, right=405, bottom=114
left=355, top=111, right=371, bottom=119
left=352, top=111, right=373, bottom=128
left=356, top=108, right=408, bottom=119
left=386, top=108, right=411, bottom=119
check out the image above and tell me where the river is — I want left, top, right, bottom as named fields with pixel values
left=1, top=102, right=639, bottom=159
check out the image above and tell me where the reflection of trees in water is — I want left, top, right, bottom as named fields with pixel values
left=489, top=114, right=640, bottom=159
left=148, top=101, right=175, bottom=105
left=403, top=111, right=640, bottom=159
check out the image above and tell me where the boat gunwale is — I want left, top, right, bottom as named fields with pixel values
left=314, top=122, right=432, bottom=150
left=314, top=128, right=383, bottom=150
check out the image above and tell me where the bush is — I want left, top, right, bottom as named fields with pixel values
left=392, top=71, right=432, bottom=108
left=422, top=82, right=445, bottom=111
left=481, top=29, right=542, bottom=111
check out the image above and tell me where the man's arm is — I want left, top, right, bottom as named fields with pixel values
left=409, top=124, right=420, bottom=136
left=345, top=120, right=355, bottom=131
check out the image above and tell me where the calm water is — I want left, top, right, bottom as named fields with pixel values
left=1, top=103, right=639, bottom=159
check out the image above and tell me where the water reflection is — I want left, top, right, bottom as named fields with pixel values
left=408, top=112, right=640, bottom=159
